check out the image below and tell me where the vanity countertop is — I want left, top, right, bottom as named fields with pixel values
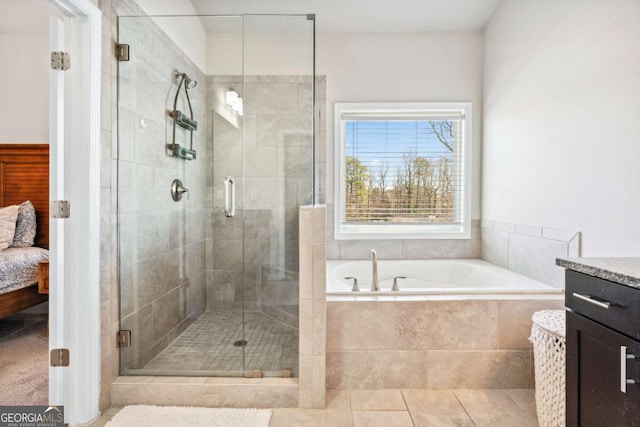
left=556, top=257, right=640, bottom=289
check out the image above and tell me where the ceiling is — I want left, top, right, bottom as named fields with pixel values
left=190, top=0, right=503, bottom=33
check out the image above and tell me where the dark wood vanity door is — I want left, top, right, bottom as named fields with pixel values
left=567, top=311, right=640, bottom=426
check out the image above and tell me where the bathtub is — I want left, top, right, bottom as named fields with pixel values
left=325, top=258, right=564, bottom=390
left=326, top=259, right=563, bottom=298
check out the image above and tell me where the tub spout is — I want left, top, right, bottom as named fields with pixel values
left=369, top=249, right=379, bottom=291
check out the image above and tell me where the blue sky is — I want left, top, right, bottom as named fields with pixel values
left=344, top=120, right=457, bottom=177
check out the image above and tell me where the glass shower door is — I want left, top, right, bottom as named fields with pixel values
left=117, top=15, right=242, bottom=376
left=239, top=15, right=315, bottom=377
left=117, top=13, right=315, bottom=378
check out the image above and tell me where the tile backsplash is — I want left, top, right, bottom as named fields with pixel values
left=324, top=207, right=579, bottom=288
left=481, top=220, right=580, bottom=288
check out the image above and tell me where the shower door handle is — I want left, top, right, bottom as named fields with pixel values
left=224, top=176, right=235, bottom=217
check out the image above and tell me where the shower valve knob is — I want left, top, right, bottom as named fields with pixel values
left=171, top=179, right=189, bottom=201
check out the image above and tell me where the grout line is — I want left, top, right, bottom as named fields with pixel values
left=453, top=390, right=478, bottom=427
left=348, top=390, right=355, bottom=425
left=504, top=389, right=528, bottom=412
left=400, top=390, right=416, bottom=427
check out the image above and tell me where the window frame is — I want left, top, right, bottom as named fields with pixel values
left=333, top=102, right=472, bottom=240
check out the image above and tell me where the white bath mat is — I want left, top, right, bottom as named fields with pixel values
left=105, top=405, right=272, bottom=427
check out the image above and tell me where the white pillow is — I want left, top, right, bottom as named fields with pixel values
left=0, top=205, right=19, bottom=251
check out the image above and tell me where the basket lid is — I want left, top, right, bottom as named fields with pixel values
left=532, top=309, right=566, bottom=338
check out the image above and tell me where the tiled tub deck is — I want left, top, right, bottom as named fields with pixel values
left=326, top=298, right=564, bottom=389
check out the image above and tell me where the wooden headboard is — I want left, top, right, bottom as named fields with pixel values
left=0, top=144, right=49, bottom=249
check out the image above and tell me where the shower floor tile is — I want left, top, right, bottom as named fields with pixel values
left=141, top=311, right=298, bottom=376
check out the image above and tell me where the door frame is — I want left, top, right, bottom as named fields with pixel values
left=48, top=0, right=101, bottom=425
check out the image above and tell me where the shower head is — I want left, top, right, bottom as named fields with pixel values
left=186, top=77, right=197, bottom=89
left=175, top=70, right=197, bottom=89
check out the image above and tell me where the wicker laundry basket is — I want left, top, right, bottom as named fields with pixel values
left=530, top=310, right=566, bottom=427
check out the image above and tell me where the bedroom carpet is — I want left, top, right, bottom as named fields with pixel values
left=105, top=405, right=272, bottom=427
left=0, top=314, right=48, bottom=405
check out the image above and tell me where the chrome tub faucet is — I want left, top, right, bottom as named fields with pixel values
left=369, top=249, right=379, bottom=291
left=392, top=276, right=407, bottom=291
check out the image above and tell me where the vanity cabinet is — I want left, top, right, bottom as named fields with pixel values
left=566, top=270, right=640, bottom=426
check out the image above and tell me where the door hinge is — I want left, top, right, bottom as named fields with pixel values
left=50, top=51, right=70, bottom=70
left=117, top=330, right=132, bottom=348
left=50, top=200, right=70, bottom=219
left=115, top=44, right=130, bottom=61
left=50, top=348, right=70, bottom=367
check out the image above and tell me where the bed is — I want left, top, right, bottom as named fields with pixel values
left=0, top=144, right=49, bottom=318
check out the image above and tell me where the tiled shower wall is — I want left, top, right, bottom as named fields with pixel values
left=205, top=76, right=324, bottom=318
left=100, top=3, right=323, bottom=408
left=480, top=220, right=580, bottom=288
left=98, top=0, right=208, bottom=408
left=116, top=16, right=208, bottom=370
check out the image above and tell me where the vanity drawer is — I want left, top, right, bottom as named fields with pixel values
left=566, top=270, right=640, bottom=340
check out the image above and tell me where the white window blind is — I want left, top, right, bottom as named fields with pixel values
left=334, top=102, right=472, bottom=239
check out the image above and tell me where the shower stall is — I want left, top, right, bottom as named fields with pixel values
left=116, top=14, right=316, bottom=378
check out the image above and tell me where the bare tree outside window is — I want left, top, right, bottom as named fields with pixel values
left=344, top=120, right=459, bottom=224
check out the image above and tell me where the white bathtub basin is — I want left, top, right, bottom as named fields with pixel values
left=326, top=259, right=563, bottom=296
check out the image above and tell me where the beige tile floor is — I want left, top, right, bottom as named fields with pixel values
left=91, top=389, right=539, bottom=426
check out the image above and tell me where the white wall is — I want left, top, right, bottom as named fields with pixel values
left=206, top=31, right=313, bottom=76
left=483, top=0, right=640, bottom=256
left=134, top=0, right=207, bottom=72
left=0, top=1, right=61, bottom=143
left=320, top=32, right=483, bottom=218
left=207, top=31, right=484, bottom=218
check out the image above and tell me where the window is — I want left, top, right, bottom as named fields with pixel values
left=334, top=102, right=472, bottom=239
